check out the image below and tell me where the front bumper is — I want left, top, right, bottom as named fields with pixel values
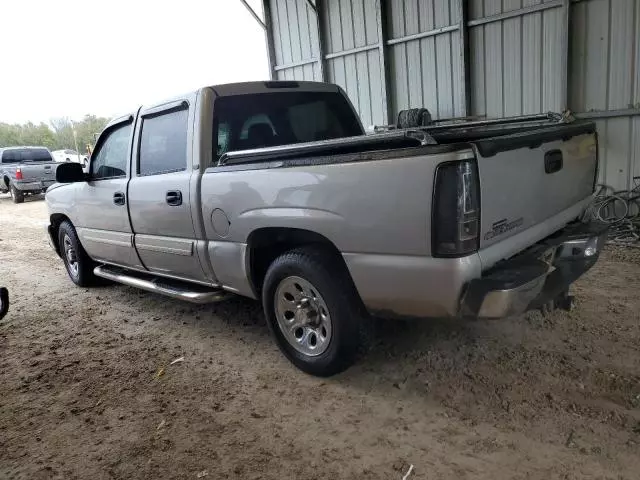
left=460, top=222, right=607, bottom=318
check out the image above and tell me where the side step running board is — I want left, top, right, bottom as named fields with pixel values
left=94, top=265, right=231, bottom=304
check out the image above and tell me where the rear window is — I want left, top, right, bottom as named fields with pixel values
left=1, top=148, right=52, bottom=163
left=138, top=108, right=188, bottom=176
left=214, top=92, right=362, bottom=159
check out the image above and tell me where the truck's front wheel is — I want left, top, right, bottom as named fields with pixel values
left=58, top=221, right=97, bottom=287
left=262, top=247, right=363, bottom=376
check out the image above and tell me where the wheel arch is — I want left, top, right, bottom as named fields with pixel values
left=246, top=227, right=354, bottom=297
left=49, top=213, right=72, bottom=256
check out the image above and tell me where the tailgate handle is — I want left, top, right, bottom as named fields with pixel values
left=44, top=165, right=51, bottom=169
left=544, top=150, right=563, bottom=174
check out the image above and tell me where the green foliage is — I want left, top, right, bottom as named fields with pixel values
left=0, top=115, right=110, bottom=154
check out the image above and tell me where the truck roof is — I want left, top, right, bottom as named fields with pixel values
left=103, top=81, right=344, bottom=132
left=0, top=146, right=50, bottom=150
left=210, top=81, right=340, bottom=97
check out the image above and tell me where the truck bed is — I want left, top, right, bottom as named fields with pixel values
left=215, top=114, right=597, bottom=275
left=218, top=113, right=591, bottom=166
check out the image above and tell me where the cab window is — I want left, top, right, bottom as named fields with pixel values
left=213, top=91, right=362, bottom=160
left=138, top=108, right=188, bottom=176
left=90, top=122, right=132, bottom=180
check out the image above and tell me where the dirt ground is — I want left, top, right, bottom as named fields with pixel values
left=0, top=195, right=638, bottom=480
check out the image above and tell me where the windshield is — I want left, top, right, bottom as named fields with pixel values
left=214, top=91, right=362, bottom=159
left=1, top=148, right=53, bottom=163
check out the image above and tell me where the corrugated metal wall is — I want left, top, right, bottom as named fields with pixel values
left=570, top=0, right=640, bottom=191
left=322, top=0, right=386, bottom=126
left=468, top=0, right=566, bottom=117
left=387, top=0, right=464, bottom=118
left=266, top=0, right=467, bottom=126
left=269, top=0, right=322, bottom=81
left=263, top=0, right=640, bottom=189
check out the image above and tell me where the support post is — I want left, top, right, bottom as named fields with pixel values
left=458, top=0, right=471, bottom=116
left=239, top=0, right=266, bottom=29
left=260, top=0, right=278, bottom=80
left=375, top=0, right=392, bottom=124
left=559, top=0, right=571, bottom=111
left=306, top=0, right=327, bottom=82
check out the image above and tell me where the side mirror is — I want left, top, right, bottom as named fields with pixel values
left=56, top=162, right=86, bottom=183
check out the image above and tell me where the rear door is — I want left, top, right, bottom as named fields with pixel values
left=127, top=96, right=207, bottom=282
left=74, top=116, right=142, bottom=267
left=474, top=122, right=597, bottom=251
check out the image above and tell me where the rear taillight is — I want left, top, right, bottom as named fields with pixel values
left=15, top=168, right=23, bottom=180
left=432, top=160, right=480, bottom=257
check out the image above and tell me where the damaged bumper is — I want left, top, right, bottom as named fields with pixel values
left=460, top=222, right=607, bottom=319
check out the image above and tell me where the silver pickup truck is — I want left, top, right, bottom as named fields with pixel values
left=1, top=146, right=59, bottom=203
left=45, top=81, right=606, bottom=376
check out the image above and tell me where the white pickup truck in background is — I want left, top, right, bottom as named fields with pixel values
left=51, top=149, right=89, bottom=170
left=46, top=81, right=606, bottom=376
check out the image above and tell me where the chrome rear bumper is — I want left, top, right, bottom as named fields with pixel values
left=460, top=222, right=607, bottom=319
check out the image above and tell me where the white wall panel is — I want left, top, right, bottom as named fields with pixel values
left=387, top=0, right=463, bottom=119
left=269, top=0, right=321, bottom=81
left=265, top=0, right=639, bottom=189
left=469, top=0, right=565, bottom=117
left=322, top=0, right=385, bottom=127
left=570, top=0, right=640, bottom=191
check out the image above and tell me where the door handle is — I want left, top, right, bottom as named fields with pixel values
left=113, top=191, right=126, bottom=206
left=166, top=190, right=183, bottom=206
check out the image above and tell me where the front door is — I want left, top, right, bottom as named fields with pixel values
left=75, top=117, right=142, bottom=268
left=127, top=100, right=207, bottom=282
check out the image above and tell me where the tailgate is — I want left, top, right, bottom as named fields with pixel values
left=474, top=122, right=597, bottom=250
left=19, top=162, right=57, bottom=182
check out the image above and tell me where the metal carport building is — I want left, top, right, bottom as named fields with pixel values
left=240, top=0, right=640, bottom=192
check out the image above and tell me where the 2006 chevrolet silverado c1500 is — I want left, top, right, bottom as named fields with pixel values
left=46, top=81, right=606, bottom=376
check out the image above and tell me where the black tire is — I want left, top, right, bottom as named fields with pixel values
left=10, top=185, right=24, bottom=204
left=262, top=246, right=365, bottom=376
left=396, top=109, right=409, bottom=128
left=397, top=108, right=427, bottom=128
left=406, top=108, right=424, bottom=127
left=0, top=287, right=8, bottom=320
left=58, top=220, right=97, bottom=287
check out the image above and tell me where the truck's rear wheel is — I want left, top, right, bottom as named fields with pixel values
left=58, top=221, right=97, bottom=287
left=262, top=247, right=363, bottom=376
left=10, top=185, right=24, bottom=204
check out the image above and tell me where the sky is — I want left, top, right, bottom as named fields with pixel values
left=0, top=0, right=268, bottom=124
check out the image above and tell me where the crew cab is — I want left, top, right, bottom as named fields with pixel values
left=45, top=81, right=605, bottom=376
left=1, top=146, right=59, bottom=203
